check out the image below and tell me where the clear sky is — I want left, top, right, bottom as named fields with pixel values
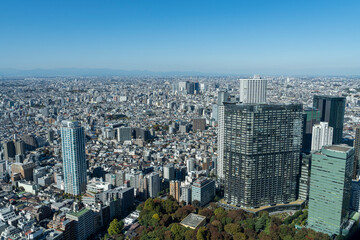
left=1, top=0, right=359, bottom=75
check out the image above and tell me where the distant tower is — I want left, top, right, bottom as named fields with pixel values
left=311, top=122, right=333, bottom=151
left=313, top=95, right=346, bottom=144
left=239, top=75, right=267, bottom=103
left=61, top=120, right=87, bottom=195
left=147, top=172, right=160, bottom=198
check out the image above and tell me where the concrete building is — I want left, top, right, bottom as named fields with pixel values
left=311, top=122, right=333, bottom=151
left=313, top=95, right=346, bottom=144
left=117, top=127, right=132, bottom=142
left=191, top=177, right=215, bottom=206
left=3, top=141, right=15, bottom=161
left=66, top=207, right=94, bottom=240
left=308, top=145, right=353, bottom=236
left=61, top=120, right=87, bottom=195
left=239, top=75, right=267, bottom=104
left=169, top=180, right=181, bottom=202
left=180, top=185, right=192, bottom=205
left=186, top=158, right=194, bottom=173
left=147, top=172, right=160, bottom=198
left=163, top=163, right=175, bottom=181
left=11, top=162, right=36, bottom=181
left=192, top=118, right=206, bottom=132
left=223, top=103, right=303, bottom=208
left=353, top=127, right=360, bottom=179
left=298, top=154, right=311, bottom=201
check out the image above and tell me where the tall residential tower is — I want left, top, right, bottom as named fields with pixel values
left=223, top=103, right=303, bottom=208
left=61, top=120, right=87, bottom=195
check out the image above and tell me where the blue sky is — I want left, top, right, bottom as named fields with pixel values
left=0, top=0, right=359, bottom=75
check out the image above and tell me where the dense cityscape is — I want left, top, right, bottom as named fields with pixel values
left=0, top=75, right=359, bottom=240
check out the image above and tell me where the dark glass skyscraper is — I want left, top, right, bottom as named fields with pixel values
left=302, top=107, right=320, bottom=153
left=354, top=127, right=360, bottom=179
left=223, top=103, right=303, bottom=208
left=313, top=95, right=346, bottom=144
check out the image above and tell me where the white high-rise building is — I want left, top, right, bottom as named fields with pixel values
left=311, top=122, right=333, bottom=151
left=239, top=75, right=267, bottom=103
left=186, top=158, right=194, bottom=173
left=217, top=105, right=225, bottom=179
left=61, top=120, right=87, bottom=195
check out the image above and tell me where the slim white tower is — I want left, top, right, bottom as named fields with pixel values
left=311, top=122, right=333, bottom=151
left=239, top=75, right=267, bottom=103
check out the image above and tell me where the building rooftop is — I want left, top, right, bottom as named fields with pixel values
left=324, top=145, right=352, bottom=153
left=67, top=207, right=90, bottom=218
left=180, top=213, right=206, bottom=229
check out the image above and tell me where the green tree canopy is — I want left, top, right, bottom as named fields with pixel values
left=108, top=219, right=124, bottom=236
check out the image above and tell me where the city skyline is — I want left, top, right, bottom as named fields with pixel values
left=1, top=0, right=360, bottom=75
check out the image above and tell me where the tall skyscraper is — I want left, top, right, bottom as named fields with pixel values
left=239, top=75, right=267, bottom=103
left=353, top=127, right=360, bottom=179
left=302, top=107, right=321, bottom=153
left=216, top=91, right=232, bottom=179
left=223, top=103, right=303, bottom=208
left=313, top=95, right=346, bottom=144
left=61, top=120, right=87, bottom=195
left=311, top=122, right=333, bottom=151
left=308, top=145, right=353, bottom=236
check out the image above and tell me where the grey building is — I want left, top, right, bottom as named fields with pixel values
left=192, top=118, right=206, bottom=132
left=298, top=154, right=311, bottom=201
left=117, top=127, right=132, bottom=142
left=180, top=185, right=192, bottom=205
left=163, top=163, right=175, bottom=181
left=353, top=127, right=360, bottom=179
left=191, top=177, right=215, bottom=206
left=147, top=172, right=160, bottom=198
left=2, top=141, right=15, bottom=161
left=223, top=103, right=303, bottom=208
left=313, top=95, right=346, bottom=144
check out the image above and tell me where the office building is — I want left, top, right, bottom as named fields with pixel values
left=186, top=158, right=194, bottom=173
left=192, top=118, right=206, bottom=131
left=302, top=107, right=321, bottom=153
left=239, top=75, right=267, bottom=103
left=311, top=122, right=333, bottom=151
left=22, top=134, right=38, bottom=151
left=350, top=180, right=360, bottom=212
left=147, top=172, right=160, bottom=198
left=3, top=141, right=15, bottom=161
left=14, top=140, right=25, bottom=156
left=163, top=163, right=175, bottom=181
left=61, top=120, right=87, bottom=195
left=313, top=95, right=346, bottom=144
left=66, top=207, right=94, bottom=240
left=223, top=103, right=303, bottom=208
left=308, top=145, right=353, bottom=236
left=117, top=127, right=132, bottom=142
left=11, top=162, right=35, bottom=181
left=191, top=177, right=215, bottom=206
left=170, top=180, right=181, bottom=202
left=298, top=154, right=311, bottom=201
left=353, top=127, right=360, bottom=179
left=180, top=185, right=192, bottom=205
